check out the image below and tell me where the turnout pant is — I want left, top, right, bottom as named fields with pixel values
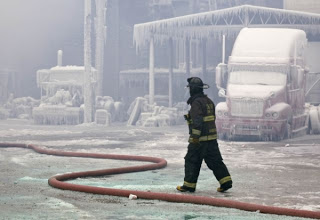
left=184, top=139, right=231, bottom=188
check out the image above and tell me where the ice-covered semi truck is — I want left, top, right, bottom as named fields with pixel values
left=215, top=28, right=316, bottom=141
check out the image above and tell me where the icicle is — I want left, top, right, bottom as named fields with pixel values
left=133, top=5, right=320, bottom=51
left=222, top=34, right=226, bottom=64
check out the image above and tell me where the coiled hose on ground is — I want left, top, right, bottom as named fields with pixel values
left=1, top=142, right=320, bottom=219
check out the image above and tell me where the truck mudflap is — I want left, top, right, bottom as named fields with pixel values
left=216, top=118, right=287, bottom=141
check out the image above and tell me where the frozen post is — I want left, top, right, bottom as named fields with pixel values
left=294, top=41, right=297, bottom=66
left=84, top=0, right=94, bottom=123
left=169, top=38, right=173, bottom=108
left=222, top=35, right=225, bottom=64
left=202, top=39, right=207, bottom=80
left=149, top=37, right=155, bottom=105
left=95, top=0, right=107, bottom=96
left=185, top=38, right=190, bottom=78
left=57, top=50, right=63, bottom=67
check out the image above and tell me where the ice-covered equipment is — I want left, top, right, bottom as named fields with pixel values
left=33, top=105, right=83, bottom=125
left=34, top=61, right=97, bottom=125
left=95, top=109, right=111, bottom=125
left=3, top=96, right=40, bottom=120
left=127, top=96, right=186, bottom=127
left=94, top=96, right=127, bottom=125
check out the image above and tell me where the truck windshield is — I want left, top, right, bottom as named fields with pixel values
left=229, top=71, right=286, bottom=86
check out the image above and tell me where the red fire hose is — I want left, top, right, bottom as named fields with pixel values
left=1, top=142, right=320, bottom=219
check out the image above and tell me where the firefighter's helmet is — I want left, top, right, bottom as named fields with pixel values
left=186, top=77, right=209, bottom=89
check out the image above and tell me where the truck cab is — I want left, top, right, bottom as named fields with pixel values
left=215, top=28, right=309, bottom=141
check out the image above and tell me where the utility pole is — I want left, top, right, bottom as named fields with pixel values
left=149, top=37, right=155, bottom=105
left=95, top=0, right=107, bottom=96
left=84, top=0, right=94, bottom=123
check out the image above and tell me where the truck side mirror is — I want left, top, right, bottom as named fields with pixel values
left=297, top=68, right=304, bottom=88
left=218, top=89, right=226, bottom=98
left=216, top=66, right=222, bottom=88
left=216, top=63, right=228, bottom=89
left=270, top=91, right=275, bottom=98
left=290, top=66, right=305, bottom=89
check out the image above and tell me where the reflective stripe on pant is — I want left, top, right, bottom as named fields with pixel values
left=184, top=139, right=231, bottom=186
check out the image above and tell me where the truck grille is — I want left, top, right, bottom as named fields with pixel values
left=231, top=99, right=264, bottom=117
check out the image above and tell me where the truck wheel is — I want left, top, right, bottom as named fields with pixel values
left=310, top=106, right=320, bottom=134
left=307, top=118, right=311, bottom=135
left=285, top=123, right=292, bottom=139
left=218, top=133, right=226, bottom=140
left=262, top=136, right=270, bottom=141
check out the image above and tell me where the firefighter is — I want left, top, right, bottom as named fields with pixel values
left=177, top=77, right=232, bottom=193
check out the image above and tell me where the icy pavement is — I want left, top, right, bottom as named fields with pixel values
left=0, top=119, right=320, bottom=219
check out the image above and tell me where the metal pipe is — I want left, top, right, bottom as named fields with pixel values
left=57, top=50, right=63, bottom=67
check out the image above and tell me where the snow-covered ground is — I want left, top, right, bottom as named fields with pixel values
left=0, top=119, right=320, bottom=219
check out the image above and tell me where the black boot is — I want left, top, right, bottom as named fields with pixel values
left=176, top=185, right=195, bottom=193
left=217, top=181, right=232, bottom=192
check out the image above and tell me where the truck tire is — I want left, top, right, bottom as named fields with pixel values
left=218, top=133, right=227, bottom=140
left=309, top=106, right=320, bottom=134
left=284, top=122, right=292, bottom=139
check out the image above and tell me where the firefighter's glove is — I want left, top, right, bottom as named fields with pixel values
left=184, top=114, right=190, bottom=121
left=191, top=138, right=200, bottom=145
